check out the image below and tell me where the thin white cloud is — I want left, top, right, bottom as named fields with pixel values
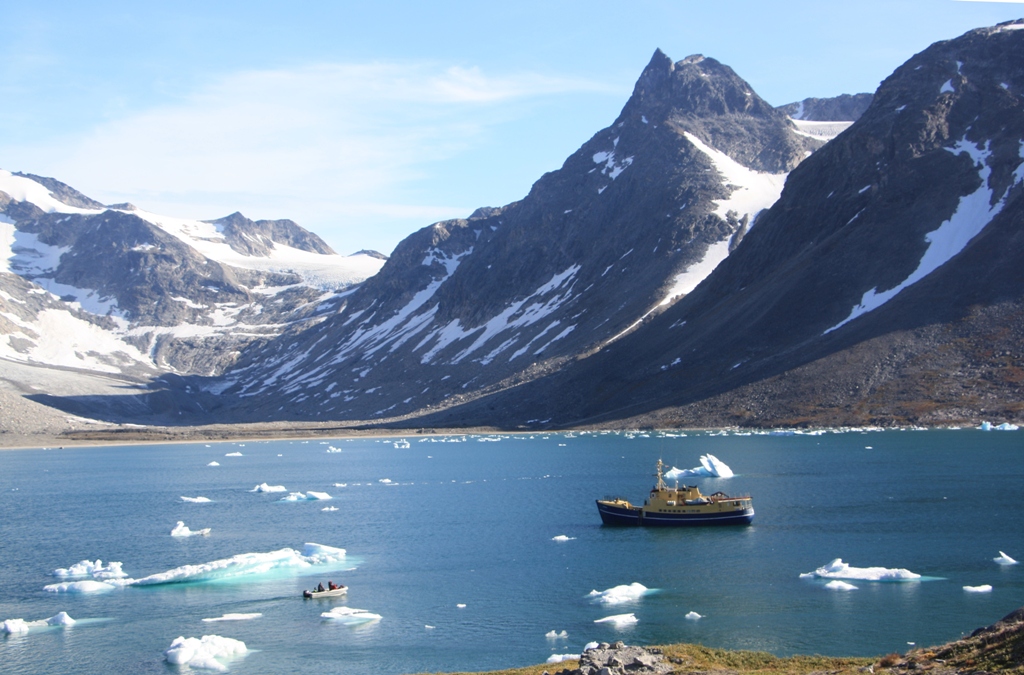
left=3, top=61, right=618, bottom=252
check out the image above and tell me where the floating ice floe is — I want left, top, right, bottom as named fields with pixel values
left=824, top=580, right=859, bottom=591
left=685, top=611, right=703, bottom=620
left=964, top=585, right=993, bottom=593
left=799, top=558, right=922, bottom=582
left=546, top=629, right=568, bottom=639
left=996, top=423, right=1020, bottom=431
left=171, top=521, right=211, bottom=537
left=322, top=506, right=339, bottom=512
left=164, top=635, right=248, bottom=672
left=552, top=535, right=576, bottom=542
left=456, top=603, right=466, bottom=608
left=378, top=478, right=392, bottom=484
left=547, top=653, right=580, bottom=663
left=2, top=612, right=76, bottom=634
left=326, top=446, right=342, bottom=453
left=181, top=496, right=212, bottom=503
left=306, top=491, right=332, bottom=500
left=394, top=439, right=410, bottom=449
left=207, top=462, right=220, bottom=467
left=994, top=551, right=1018, bottom=565
left=584, top=641, right=600, bottom=651
left=202, top=613, right=262, bottom=622
left=250, top=483, right=287, bottom=493
left=588, top=582, right=652, bottom=604
left=594, top=613, right=638, bottom=626
left=45, top=580, right=116, bottom=593
left=225, top=452, right=243, bottom=457
left=321, top=607, right=381, bottom=624
left=664, top=454, right=734, bottom=480
left=333, top=483, right=347, bottom=488
left=53, top=559, right=127, bottom=580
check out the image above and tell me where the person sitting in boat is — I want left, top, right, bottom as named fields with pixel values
left=328, top=581, right=338, bottom=590
left=317, top=582, right=325, bottom=593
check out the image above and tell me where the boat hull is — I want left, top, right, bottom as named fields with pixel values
left=597, top=500, right=753, bottom=527
left=303, top=588, right=347, bottom=598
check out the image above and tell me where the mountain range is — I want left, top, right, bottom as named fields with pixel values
left=2, top=19, right=1022, bottom=438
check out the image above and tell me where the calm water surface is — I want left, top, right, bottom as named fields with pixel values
left=1, top=429, right=1022, bottom=674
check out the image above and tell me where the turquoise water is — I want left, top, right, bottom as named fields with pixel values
left=1, top=429, right=1022, bottom=674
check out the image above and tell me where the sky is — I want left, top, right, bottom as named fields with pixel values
left=2, top=1, right=1023, bottom=256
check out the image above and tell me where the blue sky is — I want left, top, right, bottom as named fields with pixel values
left=2, top=1, right=1022, bottom=255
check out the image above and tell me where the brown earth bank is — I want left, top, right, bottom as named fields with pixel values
left=419, top=607, right=1024, bottom=675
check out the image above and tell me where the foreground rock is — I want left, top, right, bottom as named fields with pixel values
left=548, top=642, right=673, bottom=675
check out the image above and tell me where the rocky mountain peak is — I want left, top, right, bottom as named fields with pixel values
left=205, top=211, right=336, bottom=256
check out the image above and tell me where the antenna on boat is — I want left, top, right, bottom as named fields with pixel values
left=655, top=458, right=667, bottom=490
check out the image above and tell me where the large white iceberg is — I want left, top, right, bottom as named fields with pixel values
left=2, top=612, right=76, bottom=634
left=664, top=454, right=734, bottom=479
left=44, top=580, right=116, bottom=593
left=52, top=559, right=127, bottom=580
left=164, top=635, right=248, bottom=671
left=250, top=483, right=287, bottom=493
left=994, top=551, right=1018, bottom=565
left=800, top=558, right=921, bottom=581
left=588, top=582, right=651, bottom=604
left=594, top=613, right=638, bottom=626
left=321, top=607, right=381, bottom=624
left=171, top=521, right=211, bottom=537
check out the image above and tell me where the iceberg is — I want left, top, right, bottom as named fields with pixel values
left=594, top=613, right=638, bottom=626
left=53, top=559, right=127, bottom=580
left=588, top=582, right=651, bottom=604
left=225, top=452, right=243, bottom=457
left=280, top=492, right=307, bottom=501
left=44, top=580, right=116, bottom=593
left=2, top=612, right=76, bottom=634
left=685, top=611, right=703, bottom=619
left=181, top=496, right=212, bottom=503
left=800, top=558, right=921, bottom=581
left=164, top=635, right=248, bottom=671
left=664, top=453, right=734, bottom=479
left=547, top=654, right=580, bottom=664
left=964, top=585, right=993, bottom=593
left=202, top=613, right=262, bottom=622
left=584, top=642, right=600, bottom=651
left=250, top=483, right=287, bottom=493
left=456, top=603, right=466, bottom=608
left=546, top=630, right=569, bottom=639
left=996, top=423, right=1020, bottom=431
left=171, top=522, right=211, bottom=537
left=824, top=580, right=859, bottom=591
left=326, top=446, right=342, bottom=453
left=994, top=551, right=1018, bottom=565
left=321, top=607, right=381, bottom=624
left=306, top=491, right=332, bottom=500
left=552, top=535, right=576, bottom=542
left=279, top=491, right=332, bottom=501
left=123, top=543, right=347, bottom=586
left=322, top=506, right=339, bottom=512
left=207, top=462, right=220, bottom=466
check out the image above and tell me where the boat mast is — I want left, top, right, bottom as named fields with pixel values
left=655, top=459, right=667, bottom=490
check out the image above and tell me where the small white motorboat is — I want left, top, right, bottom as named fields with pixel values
left=303, top=586, right=347, bottom=599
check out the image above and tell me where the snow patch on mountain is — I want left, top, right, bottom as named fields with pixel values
left=0, top=171, right=101, bottom=216
left=826, top=138, right=1024, bottom=334
left=789, top=119, right=854, bottom=142
left=682, top=133, right=788, bottom=223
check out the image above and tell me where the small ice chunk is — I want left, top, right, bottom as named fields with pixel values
left=225, top=452, right=243, bottom=457
left=425, top=624, right=435, bottom=629
left=44, top=580, right=116, bottom=593
left=164, top=635, right=248, bottom=671
left=250, top=483, right=287, bottom=493
left=824, top=580, right=859, bottom=591
left=378, top=478, right=392, bottom=484
left=546, top=629, right=569, bottom=639
left=333, top=483, right=348, bottom=487
left=202, top=613, right=262, bottom=622
left=2, top=619, right=32, bottom=634
left=979, top=421, right=993, bottom=431
left=326, top=446, right=342, bottom=453
left=321, top=607, right=382, bottom=624
left=456, top=603, right=466, bottom=608
left=171, top=521, right=211, bottom=537
left=584, top=641, right=600, bottom=651
left=547, top=653, right=580, bottom=663
left=2, top=613, right=76, bottom=634
left=994, top=551, right=1018, bottom=565
left=799, top=558, right=921, bottom=581
left=46, top=612, right=76, bottom=626
left=594, top=613, right=638, bottom=625
left=963, top=585, right=993, bottom=593
left=685, top=611, right=703, bottom=619
left=588, top=582, right=651, bottom=604
left=207, top=462, right=220, bottom=466
left=181, top=496, right=212, bottom=503
left=322, top=506, right=339, bottom=512
left=306, top=491, right=332, bottom=500
left=995, top=423, right=1020, bottom=431
left=552, top=535, right=576, bottom=542
left=280, top=492, right=307, bottom=501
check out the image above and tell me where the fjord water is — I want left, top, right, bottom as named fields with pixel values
left=1, top=430, right=1022, bottom=675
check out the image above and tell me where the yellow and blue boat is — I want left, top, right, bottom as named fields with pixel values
left=596, top=459, right=754, bottom=526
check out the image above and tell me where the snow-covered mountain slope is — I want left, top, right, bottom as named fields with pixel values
left=201, top=50, right=817, bottom=423
left=428, top=20, right=1024, bottom=430
left=0, top=171, right=384, bottom=377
